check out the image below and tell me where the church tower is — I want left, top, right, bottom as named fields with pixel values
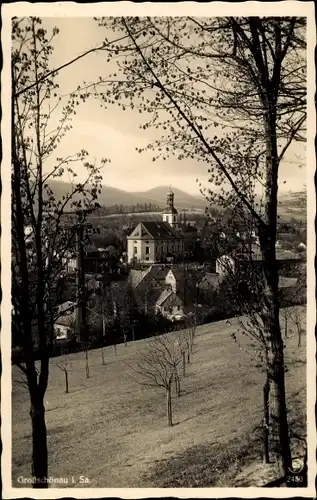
left=162, top=186, right=178, bottom=229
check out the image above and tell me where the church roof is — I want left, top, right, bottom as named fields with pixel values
left=128, top=221, right=182, bottom=240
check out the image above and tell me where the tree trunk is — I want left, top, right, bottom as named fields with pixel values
left=268, top=358, right=291, bottom=474
left=263, top=377, right=270, bottom=464
left=182, top=351, right=186, bottom=377
left=174, top=371, right=181, bottom=397
left=259, top=261, right=292, bottom=474
left=85, top=349, right=90, bottom=378
left=258, top=135, right=292, bottom=476
left=284, top=316, right=288, bottom=338
left=30, top=397, right=48, bottom=488
left=101, top=347, right=105, bottom=365
left=187, top=346, right=190, bottom=364
left=297, top=328, right=302, bottom=347
left=113, top=343, right=117, bottom=356
left=65, top=371, right=69, bottom=394
left=166, top=386, right=173, bottom=426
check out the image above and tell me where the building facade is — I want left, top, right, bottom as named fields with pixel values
left=127, top=221, right=184, bottom=264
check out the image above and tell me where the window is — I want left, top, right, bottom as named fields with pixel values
left=133, top=240, right=137, bottom=244
left=145, top=257, right=149, bottom=261
left=146, top=240, right=149, bottom=244
left=145, top=246, right=150, bottom=255
left=133, top=246, right=137, bottom=254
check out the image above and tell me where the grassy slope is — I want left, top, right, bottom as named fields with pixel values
left=12, top=307, right=306, bottom=488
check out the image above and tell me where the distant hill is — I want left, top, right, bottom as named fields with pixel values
left=46, top=180, right=208, bottom=210
left=134, top=186, right=207, bottom=209
left=45, top=180, right=306, bottom=220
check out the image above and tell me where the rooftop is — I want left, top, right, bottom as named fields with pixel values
left=129, top=268, right=152, bottom=289
left=156, top=289, right=174, bottom=307
left=148, top=265, right=171, bottom=281
left=198, top=273, right=221, bottom=289
left=55, top=301, right=77, bottom=326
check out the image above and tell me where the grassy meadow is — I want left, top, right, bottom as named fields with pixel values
left=12, top=307, right=306, bottom=488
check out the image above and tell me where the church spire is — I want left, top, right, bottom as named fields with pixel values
left=162, top=186, right=178, bottom=228
left=166, top=186, right=175, bottom=210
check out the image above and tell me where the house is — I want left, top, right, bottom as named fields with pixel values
left=198, top=272, right=222, bottom=291
left=165, top=268, right=184, bottom=293
left=147, top=264, right=171, bottom=283
left=128, top=264, right=188, bottom=318
left=196, top=272, right=223, bottom=306
left=128, top=268, right=164, bottom=314
left=54, top=301, right=77, bottom=342
left=155, top=289, right=185, bottom=321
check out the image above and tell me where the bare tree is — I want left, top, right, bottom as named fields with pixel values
left=280, top=307, right=293, bottom=339
left=83, top=342, right=90, bottom=379
left=181, top=346, right=186, bottom=377
left=11, top=18, right=104, bottom=486
left=54, top=349, right=71, bottom=394
left=130, top=334, right=182, bottom=425
left=186, top=311, right=199, bottom=352
left=171, top=337, right=183, bottom=397
left=87, top=301, right=107, bottom=365
left=291, top=308, right=304, bottom=348
left=179, top=322, right=195, bottom=365
left=94, top=16, right=306, bottom=474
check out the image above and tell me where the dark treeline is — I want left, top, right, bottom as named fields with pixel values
left=95, top=202, right=162, bottom=215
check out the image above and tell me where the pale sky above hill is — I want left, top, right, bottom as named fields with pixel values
left=39, top=17, right=306, bottom=196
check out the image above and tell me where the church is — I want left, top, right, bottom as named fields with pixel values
left=127, top=187, right=186, bottom=264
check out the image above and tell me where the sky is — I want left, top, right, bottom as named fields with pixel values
left=38, top=17, right=306, bottom=196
